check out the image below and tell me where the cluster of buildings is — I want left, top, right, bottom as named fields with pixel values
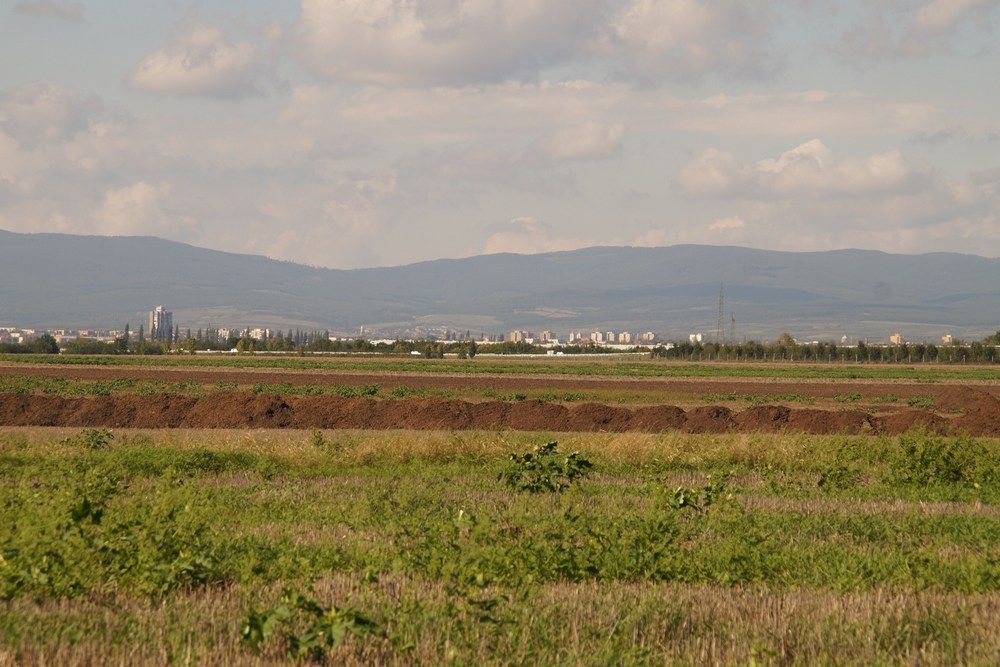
left=506, top=330, right=659, bottom=346
left=0, top=326, right=124, bottom=345
left=890, top=333, right=956, bottom=346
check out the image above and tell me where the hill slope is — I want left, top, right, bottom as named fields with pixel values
left=1, top=230, right=997, bottom=339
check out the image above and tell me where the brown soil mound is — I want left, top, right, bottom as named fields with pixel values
left=469, top=401, right=511, bottom=429
left=506, top=400, right=570, bottom=431
left=684, top=406, right=734, bottom=433
left=631, top=405, right=686, bottom=432
left=117, top=394, right=198, bottom=428
left=179, top=392, right=293, bottom=428
left=0, top=392, right=994, bottom=436
left=566, top=403, right=633, bottom=432
left=879, top=410, right=951, bottom=435
left=785, top=409, right=876, bottom=435
left=732, top=405, right=791, bottom=433
left=952, top=390, right=1000, bottom=436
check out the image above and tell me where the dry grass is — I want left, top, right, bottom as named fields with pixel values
left=2, top=577, right=998, bottom=666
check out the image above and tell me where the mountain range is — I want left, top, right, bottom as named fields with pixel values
left=1, top=229, right=998, bottom=340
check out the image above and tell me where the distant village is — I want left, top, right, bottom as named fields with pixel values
left=0, top=303, right=971, bottom=351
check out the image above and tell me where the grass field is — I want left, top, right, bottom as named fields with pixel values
left=3, top=353, right=1000, bottom=381
left=1, top=427, right=997, bottom=664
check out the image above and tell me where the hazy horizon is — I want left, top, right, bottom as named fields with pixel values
left=3, top=227, right=1000, bottom=272
left=2, top=1, right=998, bottom=269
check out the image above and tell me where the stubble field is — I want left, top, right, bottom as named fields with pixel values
left=1, top=355, right=997, bottom=664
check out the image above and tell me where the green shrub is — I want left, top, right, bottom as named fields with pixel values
left=0, top=468, right=235, bottom=599
left=665, top=474, right=732, bottom=511
left=61, top=428, right=115, bottom=450
left=241, top=588, right=382, bottom=660
left=499, top=441, right=593, bottom=493
left=886, top=431, right=995, bottom=487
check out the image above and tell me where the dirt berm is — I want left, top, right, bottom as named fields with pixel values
left=1, top=391, right=998, bottom=435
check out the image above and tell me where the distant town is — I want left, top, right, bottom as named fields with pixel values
left=2, top=304, right=998, bottom=364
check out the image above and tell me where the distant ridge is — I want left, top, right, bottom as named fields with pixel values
left=1, top=229, right=998, bottom=339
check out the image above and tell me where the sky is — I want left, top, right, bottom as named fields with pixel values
left=0, top=1, right=998, bottom=268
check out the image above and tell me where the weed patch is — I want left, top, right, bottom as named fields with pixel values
left=499, top=441, right=593, bottom=493
left=242, top=588, right=382, bottom=661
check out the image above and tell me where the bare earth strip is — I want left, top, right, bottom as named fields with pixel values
left=2, top=362, right=998, bottom=409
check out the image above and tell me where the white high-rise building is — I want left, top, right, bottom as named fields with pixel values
left=148, top=305, right=173, bottom=342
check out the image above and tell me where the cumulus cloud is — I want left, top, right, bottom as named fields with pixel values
left=677, top=140, right=932, bottom=199
left=92, top=181, right=199, bottom=237
left=838, top=0, right=1000, bottom=63
left=483, top=217, right=595, bottom=255
left=0, top=82, right=103, bottom=147
left=912, top=0, right=998, bottom=36
left=708, top=215, right=746, bottom=231
left=127, top=22, right=266, bottom=98
left=293, top=0, right=604, bottom=87
left=604, top=0, right=779, bottom=82
left=13, top=1, right=84, bottom=22
left=292, top=0, right=777, bottom=87
left=537, top=122, right=625, bottom=161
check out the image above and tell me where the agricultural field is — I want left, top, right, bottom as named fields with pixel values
left=3, top=352, right=1000, bottom=381
left=1, top=357, right=998, bottom=664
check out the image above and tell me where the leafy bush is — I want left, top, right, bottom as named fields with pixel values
left=499, top=441, right=593, bottom=493
left=886, top=431, right=996, bottom=487
left=0, top=468, right=233, bottom=599
left=818, top=431, right=997, bottom=494
left=241, top=588, right=382, bottom=660
left=61, top=428, right=115, bottom=450
left=665, top=474, right=732, bottom=511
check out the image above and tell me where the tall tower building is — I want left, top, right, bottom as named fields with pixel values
left=148, top=305, right=173, bottom=342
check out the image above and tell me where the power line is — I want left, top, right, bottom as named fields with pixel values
left=716, top=283, right=725, bottom=344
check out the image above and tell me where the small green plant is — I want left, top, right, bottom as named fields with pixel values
left=499, top=441, right=593, bottom=493
left=310, top=430, right=327, bottom=450
left=834, top=393, right=862, bottom=403
left=61, top=428, right=114, bottom=450
left=310, top=430, right=343, bottom=454
left=665, top=474, right=732, bottom=511
left=241, top=588, right=382, bottom=660
left=906, top=396, right=934, bottom=409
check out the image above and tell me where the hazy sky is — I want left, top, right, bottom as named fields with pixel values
left=1, top=1, right=998, bottom=267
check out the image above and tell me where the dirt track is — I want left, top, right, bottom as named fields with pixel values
left=1, top=390, right=997, bottom=436
left=2, top=364, right=997, bottom=410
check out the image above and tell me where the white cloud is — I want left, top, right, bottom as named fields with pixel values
left=838, top=0, right=1000, bottom=62
left=92, top=181, right=199, bottom=237
left=483, top=217, right=595, bottom=255
left=292, top=0, right=777, bottom=87
left=13, top=1, right=84, bottom=22
left=293, top=0, right=604, bottom=87
left=677, top=140, right=932, bottom=199
left=708, top=215, right=745, bottom=231
left=604, top=0, right=778, bottom=82
left=127, top=22, right=266, bottom=98
left=913, top=0, right=997, bottom=36
left=0, top=82, right=103, bottom=146
left=537, top=122, right=625, bottom=161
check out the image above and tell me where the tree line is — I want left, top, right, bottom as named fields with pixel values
left=650, top=333, right=1000, bottom=364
